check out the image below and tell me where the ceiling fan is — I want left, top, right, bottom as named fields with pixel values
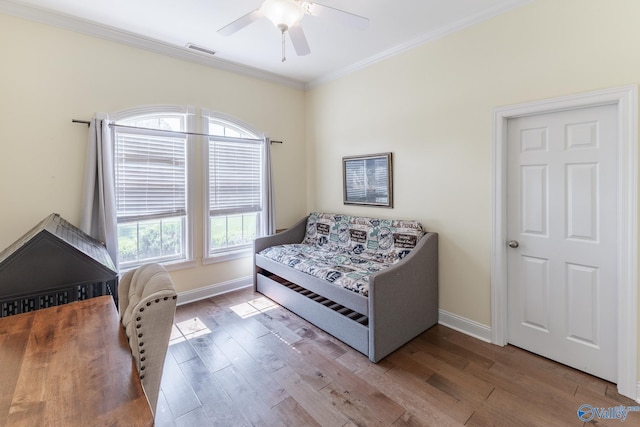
left=218, top=0, right=369, bottom=62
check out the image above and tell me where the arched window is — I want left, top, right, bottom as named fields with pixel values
left=108, top=106, right=268, bottom=269
left=202, top=111, right=268, bottom=260
left=110, top=106, right=194, bottom=269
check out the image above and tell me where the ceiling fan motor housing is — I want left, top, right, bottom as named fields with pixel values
left=260, top=0, right=304, bottom=30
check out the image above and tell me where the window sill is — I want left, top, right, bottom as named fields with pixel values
left=119, top=259, right=197, bottom=274
left=163, top=259, right=198, bottom=272
left=202, top=248, right=252, bottom=265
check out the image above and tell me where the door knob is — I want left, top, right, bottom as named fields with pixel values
left=508, top=240, right=519, bottom=248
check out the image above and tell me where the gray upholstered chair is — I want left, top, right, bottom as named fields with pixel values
left=118, top=263, right=177, bottom=416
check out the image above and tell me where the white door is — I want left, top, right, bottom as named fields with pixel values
left=507, top=104, right=618, bottom=382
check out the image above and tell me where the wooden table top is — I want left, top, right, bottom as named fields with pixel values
left=0, top=296, right=154, bottom=427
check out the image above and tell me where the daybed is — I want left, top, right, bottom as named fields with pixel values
left=253, top=212, right=438, bottom=362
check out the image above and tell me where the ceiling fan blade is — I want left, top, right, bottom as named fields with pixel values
left=306, top=2, right=369, bottom=30
left=218, top=9, right=262, bottom=36
left=288, top=23, right=310, bottom=56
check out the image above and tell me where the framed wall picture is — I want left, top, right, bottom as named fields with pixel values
left=343, top=152, right=393, bottom=208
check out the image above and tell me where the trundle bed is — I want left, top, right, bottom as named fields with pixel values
left=253, top=212, right=439, bottom=362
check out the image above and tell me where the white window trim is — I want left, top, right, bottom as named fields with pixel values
left=201, top=109, right=265, bottom=264
left=111, top=105, right=197, bottom=270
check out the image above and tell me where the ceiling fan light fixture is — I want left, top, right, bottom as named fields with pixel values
left=260, top=0, right=304, bottom=30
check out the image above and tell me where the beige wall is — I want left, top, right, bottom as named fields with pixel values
left=3, top=0, right=640, bottom=379
left=305, top=0, right=640, bottom=328
left=0, top=13, right=307, bottom=293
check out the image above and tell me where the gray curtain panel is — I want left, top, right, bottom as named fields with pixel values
left=80, top=114, right=119, bottom=268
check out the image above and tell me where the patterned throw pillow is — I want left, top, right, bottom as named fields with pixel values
left=302, top=212, right=321, bottom=244
left=349, top=217, right=424, bottom=263
left=386, top=219, right=425, bottom=262
left=303, top=212, right=350, bottom=248
left=303, top=213, right=425, bottom=263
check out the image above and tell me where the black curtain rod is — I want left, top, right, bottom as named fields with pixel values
left=71, top=119, right=283, bottom=144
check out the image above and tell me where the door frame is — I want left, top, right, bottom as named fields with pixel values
left=491, top=86, right=638, bottom=399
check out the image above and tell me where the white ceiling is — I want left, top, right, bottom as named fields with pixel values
left=1, top=0, right=531, bottom=88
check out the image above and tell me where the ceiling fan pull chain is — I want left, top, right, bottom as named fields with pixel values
left=281, top=29, right=286, bottom=62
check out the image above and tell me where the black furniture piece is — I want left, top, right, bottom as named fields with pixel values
left=0, top=213, right=118, bottom=317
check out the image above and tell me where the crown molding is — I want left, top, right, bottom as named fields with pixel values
left=0, top=0, right=306, bottom=90
left=306, top=0, right=533, bottom=89
left=1, top=0, right=532, bottom=91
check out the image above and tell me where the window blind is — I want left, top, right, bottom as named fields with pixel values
left=114, top=129, right=187, bottom=222
left=209, top=138, right=262, bottom=216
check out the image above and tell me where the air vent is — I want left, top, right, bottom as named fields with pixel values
left=186, top=43, right=217, bottom=56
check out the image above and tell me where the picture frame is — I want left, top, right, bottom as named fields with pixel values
left=343, top=152, right=393, bottom=208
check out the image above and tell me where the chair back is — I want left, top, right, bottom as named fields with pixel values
left=118, top=263, right=177, bottom=415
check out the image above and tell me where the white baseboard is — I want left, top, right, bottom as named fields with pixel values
left=176, top=276, right=253, bottom=306
left=438, top=309, right=492, bottom=343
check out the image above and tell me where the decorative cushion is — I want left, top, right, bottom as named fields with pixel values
left=302, top=212, right=424, bottom=263
left=303, top=212, right=350, bottom=248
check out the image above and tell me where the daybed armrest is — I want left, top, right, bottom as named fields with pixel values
left=367, top=232, right=439, bottom=362
left=253, top=215, right=309, bottom=289
left=254, top=215, right=308, bottom=253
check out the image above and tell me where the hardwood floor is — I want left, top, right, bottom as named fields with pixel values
left=154, top=288, right=638, bottom=426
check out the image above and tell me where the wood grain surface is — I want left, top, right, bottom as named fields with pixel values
left=155, top=288, right=639, bottom=427
left=0, top=296, right=153, bottom=427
